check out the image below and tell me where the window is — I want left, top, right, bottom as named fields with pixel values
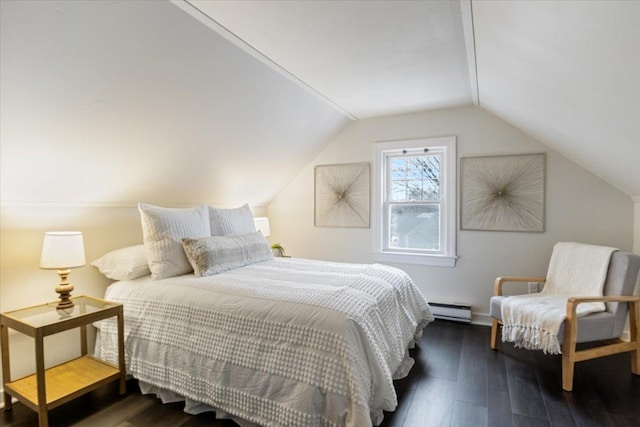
left=372, top=136, right=457, bottom=267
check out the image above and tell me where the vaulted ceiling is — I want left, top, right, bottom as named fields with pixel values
left=1, top=1, right=638, bottom=208
left=180, top=0, right=640, bottom=197
left=185, top=0, right=473, bottom=119
left=0, top=0, right=350, bottom=207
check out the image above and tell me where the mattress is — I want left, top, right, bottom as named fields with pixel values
left=94, top=257, right=433, bottom=426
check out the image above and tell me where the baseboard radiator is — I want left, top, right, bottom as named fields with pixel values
left=428, top=301, right=472, bottom=323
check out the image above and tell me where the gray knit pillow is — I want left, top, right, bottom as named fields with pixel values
left=182, top=231, right=273, bottom=277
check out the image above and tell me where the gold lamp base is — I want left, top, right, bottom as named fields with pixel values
left=55, top=269, right=75, bottom=310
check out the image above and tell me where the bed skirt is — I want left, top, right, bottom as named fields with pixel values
left=132, top=343, right=417, bottom=427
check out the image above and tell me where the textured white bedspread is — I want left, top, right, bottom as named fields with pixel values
left=94, top=257, right=433, bottom=426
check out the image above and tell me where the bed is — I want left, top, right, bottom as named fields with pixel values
left=92, top=203, right=433, bottom=426
left=94, top=256, right=432, bottom=426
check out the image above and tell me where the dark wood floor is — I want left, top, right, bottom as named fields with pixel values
left=1, top=321, right=638, bottom=426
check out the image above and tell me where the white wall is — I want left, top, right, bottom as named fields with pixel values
left=268, top=106, right=634, bottom=321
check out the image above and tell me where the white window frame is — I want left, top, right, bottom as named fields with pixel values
left=372, top=136, right=457, bottom=267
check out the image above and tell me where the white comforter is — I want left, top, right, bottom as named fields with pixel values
left=95, top=258, right=433, bottom=426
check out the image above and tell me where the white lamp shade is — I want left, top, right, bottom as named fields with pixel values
left=40, top=231, right=86, bottom=270
left=253, top=217, right=271, bottom=238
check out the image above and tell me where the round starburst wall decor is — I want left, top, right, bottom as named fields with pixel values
left=315, top=162, right=370, bottom=228
left=460, top=153, right=545, bottom=232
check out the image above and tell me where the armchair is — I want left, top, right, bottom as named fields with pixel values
left=490, top=251, right=640, bottom=391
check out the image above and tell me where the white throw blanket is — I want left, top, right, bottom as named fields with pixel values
left=501, top=242, right=617, bottom=354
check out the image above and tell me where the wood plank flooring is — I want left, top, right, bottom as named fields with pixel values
left=1, top=321, right=638, bottom=426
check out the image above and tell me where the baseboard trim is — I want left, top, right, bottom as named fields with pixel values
left=471, top=312, right=492, bottom=326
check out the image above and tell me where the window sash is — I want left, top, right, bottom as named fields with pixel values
left=383, top=201, right=442, bottom=253
left=385, top=153, right=442, bottom=203
left=382, top=151, right=445, bottom=255
left=372, top=136, right=456, bottom=266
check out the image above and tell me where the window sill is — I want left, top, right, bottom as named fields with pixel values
left=372, top=251, right=457, bottom=267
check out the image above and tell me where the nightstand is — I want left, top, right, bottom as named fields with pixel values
left=1, top=295, right=125, bottom=427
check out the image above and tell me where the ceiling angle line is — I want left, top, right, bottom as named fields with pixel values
left=174, top=0, right=358, bottom=121
left=460, top=0, right=480, bottom=106
left=470, top=0, right=480, bottom=105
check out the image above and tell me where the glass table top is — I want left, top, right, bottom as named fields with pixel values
left=1, top=296, right=118, bottom=328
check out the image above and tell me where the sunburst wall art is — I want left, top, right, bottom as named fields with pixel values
left=460, top=153, right=545, bottom=232
left=315, top=162, right=370, bottom=228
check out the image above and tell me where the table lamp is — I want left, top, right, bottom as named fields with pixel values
left=253, top=217, right=271, bottom=238
left=39, top=231, right=86, bottom=309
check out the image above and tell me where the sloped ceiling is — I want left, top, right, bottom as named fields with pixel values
left=472, top=0, right=640, bottom=197
left=181, top=0, right=639, bottom=197
left=0, top=0, right=350, bottom=207
left=2, top=0, right=638, bottom=208
left=185, top=0, right=473, bottom=119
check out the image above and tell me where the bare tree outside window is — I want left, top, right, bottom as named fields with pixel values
left=387, top=155, right=441, bottom=251
left=374, top=136, right=456, bottom=266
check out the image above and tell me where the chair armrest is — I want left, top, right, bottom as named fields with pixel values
left=566, top=295, right=640, bottom=318
left=494, top=276, right=547, bottom=296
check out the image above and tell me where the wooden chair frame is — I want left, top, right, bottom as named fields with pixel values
left=490, top=276, right=640, bottom=391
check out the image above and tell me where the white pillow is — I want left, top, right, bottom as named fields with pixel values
left=182, top=231, right=273, bottom=277
left=91, top=245, right=150, bottom=281
left=139, top=203, right=211, bottom=280
left=209, top=204, right=256, bottom=236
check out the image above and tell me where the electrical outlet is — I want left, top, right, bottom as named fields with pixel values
left=528, top=282, right=539, bottom=293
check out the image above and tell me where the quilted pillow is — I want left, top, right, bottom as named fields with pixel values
left=182, top=231, right=272, bottom=277
left=139, top=202, right=211, bottom=280
left=209, top=204, right=256, bottom=236
left=91, top=244, right=150, bottom=280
